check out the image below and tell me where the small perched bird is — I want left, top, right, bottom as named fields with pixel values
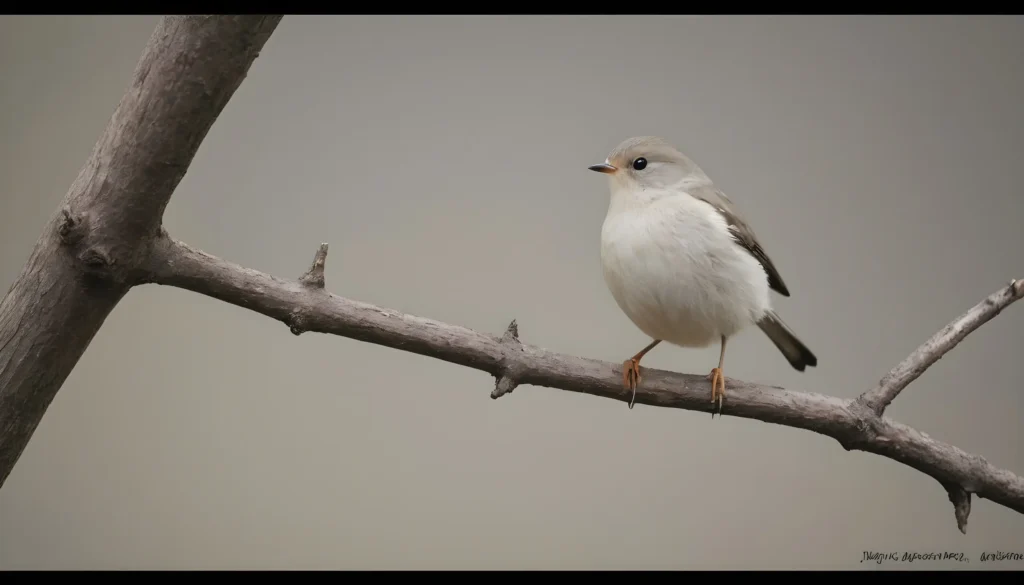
left=589, top=136, right=817, bottom=416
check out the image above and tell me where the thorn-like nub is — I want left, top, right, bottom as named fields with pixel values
left=942, top=482, right=971, bottom=535
left=502, top=319, right=520, bottom=344
left=299, top=242, right=329, bottom=288
left=58, top=208, right=78, bottom=244
left=287, top=309, right=307, bottom=336
left=492, top=320, right=524, bottom=399
left=491, top=374, right=519, bottom=399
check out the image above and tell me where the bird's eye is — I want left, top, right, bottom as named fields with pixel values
left=632, top=157, right=648, bottom=170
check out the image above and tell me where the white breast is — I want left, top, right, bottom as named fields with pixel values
left=600, top=193, right=772, bottom=348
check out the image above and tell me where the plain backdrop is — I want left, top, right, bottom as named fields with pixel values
left=1, top=15, right=1022, bottom=570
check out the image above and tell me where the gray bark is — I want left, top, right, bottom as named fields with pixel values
left=0, top=15, right=282, bottom=489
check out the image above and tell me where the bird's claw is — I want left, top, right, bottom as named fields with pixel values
left=708, top=367, right=726, bottom=418
left=623, top=358, right=641, bottom=409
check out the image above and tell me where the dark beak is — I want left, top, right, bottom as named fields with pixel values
left=588, top=163, right=617, bottom=174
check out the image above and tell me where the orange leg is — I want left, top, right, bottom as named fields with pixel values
left=707, top=335, right=728, bottom=418
left=623, top=339, right=661, bottom=409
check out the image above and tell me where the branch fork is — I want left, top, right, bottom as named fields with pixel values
left=857, top=277, right=1024, bottom=417
left=0, top=15, right=284, bottom=488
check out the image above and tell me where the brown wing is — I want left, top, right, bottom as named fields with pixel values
left=691, top=186, right=791, bottom=297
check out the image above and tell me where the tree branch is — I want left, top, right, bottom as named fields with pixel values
left=142, top=234, right=1024, bottom=534
left=0, top=15, right=282, bottom=489
left=858, top=278, right=1024, bottom=415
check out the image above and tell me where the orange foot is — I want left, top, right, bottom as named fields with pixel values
left=708, top=367, right=726, bottom=418
left=623, top=358, right=642, bottom=410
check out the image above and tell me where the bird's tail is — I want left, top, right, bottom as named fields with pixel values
left=757, top=310, right=818, bottom=372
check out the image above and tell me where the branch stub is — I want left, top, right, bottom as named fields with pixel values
left=942, top=482, right=972, bottom=534
left=299, top=243, right=329, bottom=289
left=491, top=319, right=524, bottom=399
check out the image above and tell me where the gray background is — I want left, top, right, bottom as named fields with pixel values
left=1, top=15, right=1022, bottom=570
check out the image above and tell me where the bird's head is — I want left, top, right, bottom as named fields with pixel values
left=588, top=136, right=710, bottom=203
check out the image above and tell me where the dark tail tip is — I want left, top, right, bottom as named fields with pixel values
left=757, top=311, right=817, bottom=372
left=790, top=343, right=818, bottom=371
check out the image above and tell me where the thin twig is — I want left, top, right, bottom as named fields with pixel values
left=858, top=278, right=1024, bottom=415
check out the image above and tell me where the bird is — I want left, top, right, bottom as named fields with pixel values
left=588, top=136, right=817, bottom=416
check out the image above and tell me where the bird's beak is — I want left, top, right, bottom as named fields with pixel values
left=588, top=162, right=617, bottom=174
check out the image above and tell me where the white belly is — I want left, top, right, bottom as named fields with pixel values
left=600, top=195, right=772, bottom=348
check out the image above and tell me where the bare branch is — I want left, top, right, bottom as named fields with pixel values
left=858, top=278, right=1024, bottom=415
left=142, top=234, right=1024, bottom=532
left=0, top=15, right=282, bottom=489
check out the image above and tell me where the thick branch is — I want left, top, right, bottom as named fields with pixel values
left=0, top=15, right=282, bottom=489
left=143, top=235, right=1024, bottom=531
left=858, top=278, right=1024, bottom=415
